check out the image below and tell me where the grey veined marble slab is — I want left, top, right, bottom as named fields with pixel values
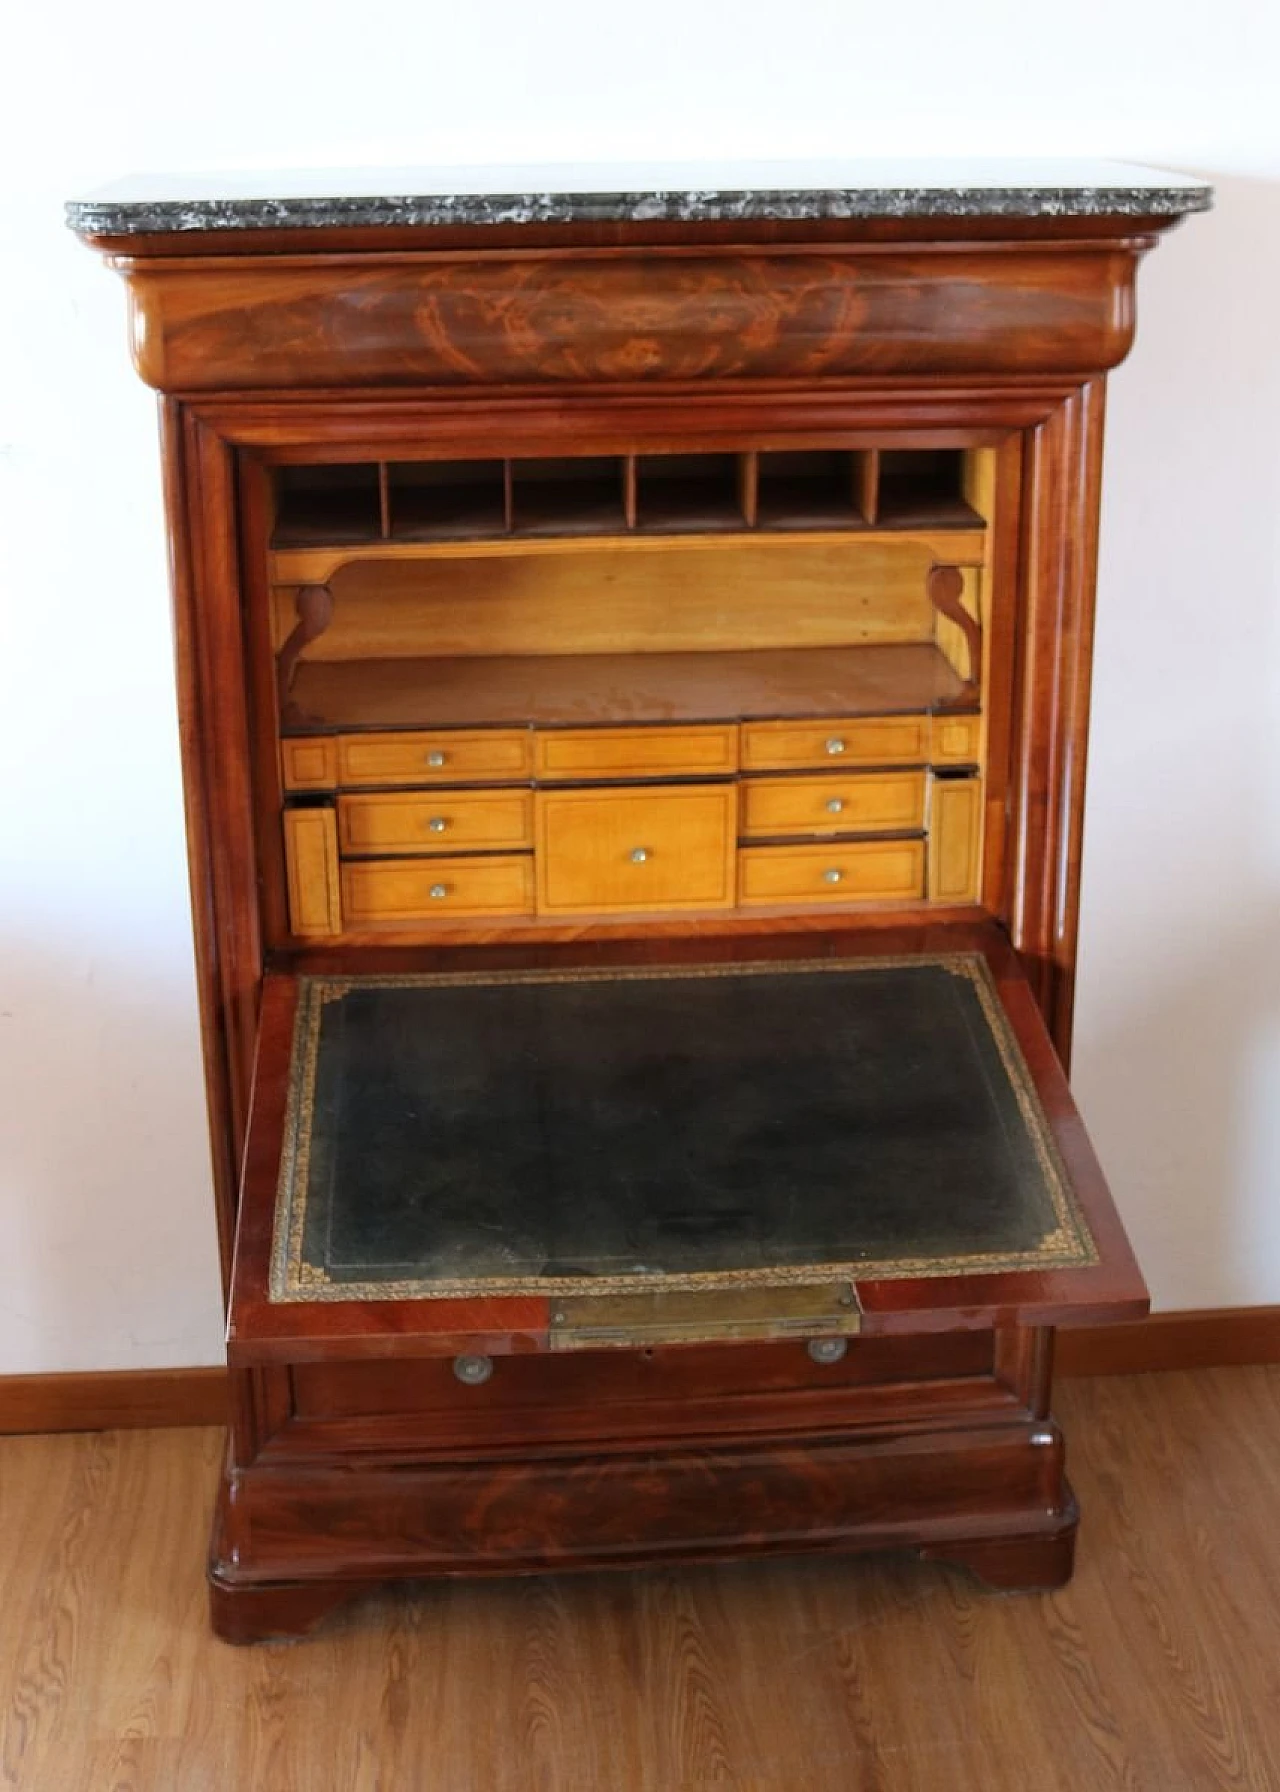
left=66, top=158, right=1212, bottom=237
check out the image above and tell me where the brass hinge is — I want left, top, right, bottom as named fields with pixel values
left=548, top=1280, right=862, bottom=1351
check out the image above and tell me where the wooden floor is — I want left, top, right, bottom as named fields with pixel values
left=3, top=1369, right=1280, bottom=1791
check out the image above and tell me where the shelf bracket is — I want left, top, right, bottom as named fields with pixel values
left=927, top=564, right=982, bottom=709
left=276, top=584, right=334, bottom=727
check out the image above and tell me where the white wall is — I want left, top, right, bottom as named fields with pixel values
left=1, top=0, right=1277, bottom=1371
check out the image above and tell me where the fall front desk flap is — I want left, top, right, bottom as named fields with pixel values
left=227, top=953, right=1147, bottom=1358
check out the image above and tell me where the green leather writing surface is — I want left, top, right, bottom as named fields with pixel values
left=270, top=955, right=1097, bottom=1302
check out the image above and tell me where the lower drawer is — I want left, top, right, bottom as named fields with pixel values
left=287, top=1330, right=1000, bottom=1449
left=340, top=854, right=534, bottom=923
left=738, top=839, right=925, bottom=906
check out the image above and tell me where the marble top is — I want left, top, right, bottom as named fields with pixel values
left=66, top=158, right=1212, bottom=237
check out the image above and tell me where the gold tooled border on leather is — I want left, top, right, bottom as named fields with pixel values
left=268, top=954, right=1099, bottom=1303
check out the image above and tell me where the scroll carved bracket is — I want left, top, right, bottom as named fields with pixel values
left=927, top=564, right=982, bottom=710
left=276, top=584, right=334, bottom=727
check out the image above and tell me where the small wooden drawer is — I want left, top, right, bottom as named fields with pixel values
left=338, top=790, right=533, bottom=857
left=536, top=785, right=737, bottom=914
left=930, top=714, right=983, bottom=767
left=281, top=737, right=338, bottom=792
left=738, top=840, right=925, bottom=906
left=534, top=724, right=738, bottom=783
left=340, top=855, right=534, bottom=924
left=740, top=771, right=926, bottom=838
left=741, top=715, right=929, bottom=772
left=335, top=729, right=532, bottom=788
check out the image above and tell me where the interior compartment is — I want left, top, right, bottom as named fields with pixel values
left=388, top=461, right=507, bottom=539
left=271, top=448, right=989, bottom=550
left=756, top=451, right=865, bottom=529
left=636, top=453, right=743, bottom=531
left=512, top=456, right=628, bottom=535
left=878, top=450, right=981, bottom=528
left=274, top=464, right=383, bottom=545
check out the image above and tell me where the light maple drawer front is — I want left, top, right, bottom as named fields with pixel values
left=337, top=790, right=533, bottom=856
left=738, top=840, right=925, bottom=906
left=534, top=725, right=738, bottom=782
left=536, top=785, right=737, bottom=914
left=741, top=772, right=926, bottom=838
left=930, top=714, right=983, bottom=767
left=281, top=737, right=339, bottom=791
left=335, top=730, right=532, bottom=788
left=741, top=716, right=929, bottom=772
left=341, top=855, right=534, bottom=923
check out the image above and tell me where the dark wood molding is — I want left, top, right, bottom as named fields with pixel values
left=118, top=239, right=1152, bottom=394
left=4, top=1311, right=1278, bottom=1436
left=0, top=1367, right=229, bottom=1435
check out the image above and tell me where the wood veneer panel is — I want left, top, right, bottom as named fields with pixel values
left=337, top=789, right=534, bottom=856
left=121, top=245, right=1149, bottom=392
left=281, top=534, right=948, bottom=659
left=737, top=839, right=925, bottom=905
left=533, top=723, right=738, bottom=782
left=282, top=808, right=341, bottom=936
left=535, top=785, right=737, bottom=914
left=341, top=854, right=535, bottom=924
left=740, top=771, right=926, bottom=837
left=927, top=777, right=984, bottom=903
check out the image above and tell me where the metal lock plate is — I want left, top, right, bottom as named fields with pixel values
left=548, top=1281, right=861, bottom=1351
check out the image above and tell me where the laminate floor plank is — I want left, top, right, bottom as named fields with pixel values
left=3, top=1369, right=1280, bottom=1791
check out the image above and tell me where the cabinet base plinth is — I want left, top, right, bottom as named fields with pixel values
left=918, top=1506, right=1078, bottom=1592
left=208, top=1568, right=386, bottom=1645
left=208, top=1418, right=1079, bottom=1641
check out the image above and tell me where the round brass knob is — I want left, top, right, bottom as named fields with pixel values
left=453, top=1354, right=493, bottom=1386
left=807, top=1337, right=848, bottom=1366
left=826, top=797, right=845, bottom=815
left=427, top=750, right=446, bottom=768
left=429, top=883, right=448, bottom=900
left=428, top=816, right=447, bottom=833
left=823, top=868, right=843, bottom=885
left=825, top=737, right=846, bottom=756
left=630, top=847, right=650, bottom=864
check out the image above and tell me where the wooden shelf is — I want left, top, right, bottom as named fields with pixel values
left=284, top=642, right=969, bottom=734
left=272, top=525, right=988, bottom=585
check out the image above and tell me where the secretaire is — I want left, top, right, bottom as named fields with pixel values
left=69, top=159, right=1210, bottom=1641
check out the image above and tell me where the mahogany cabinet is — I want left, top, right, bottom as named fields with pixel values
left=69, top=161, right=1209, bottom=1641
